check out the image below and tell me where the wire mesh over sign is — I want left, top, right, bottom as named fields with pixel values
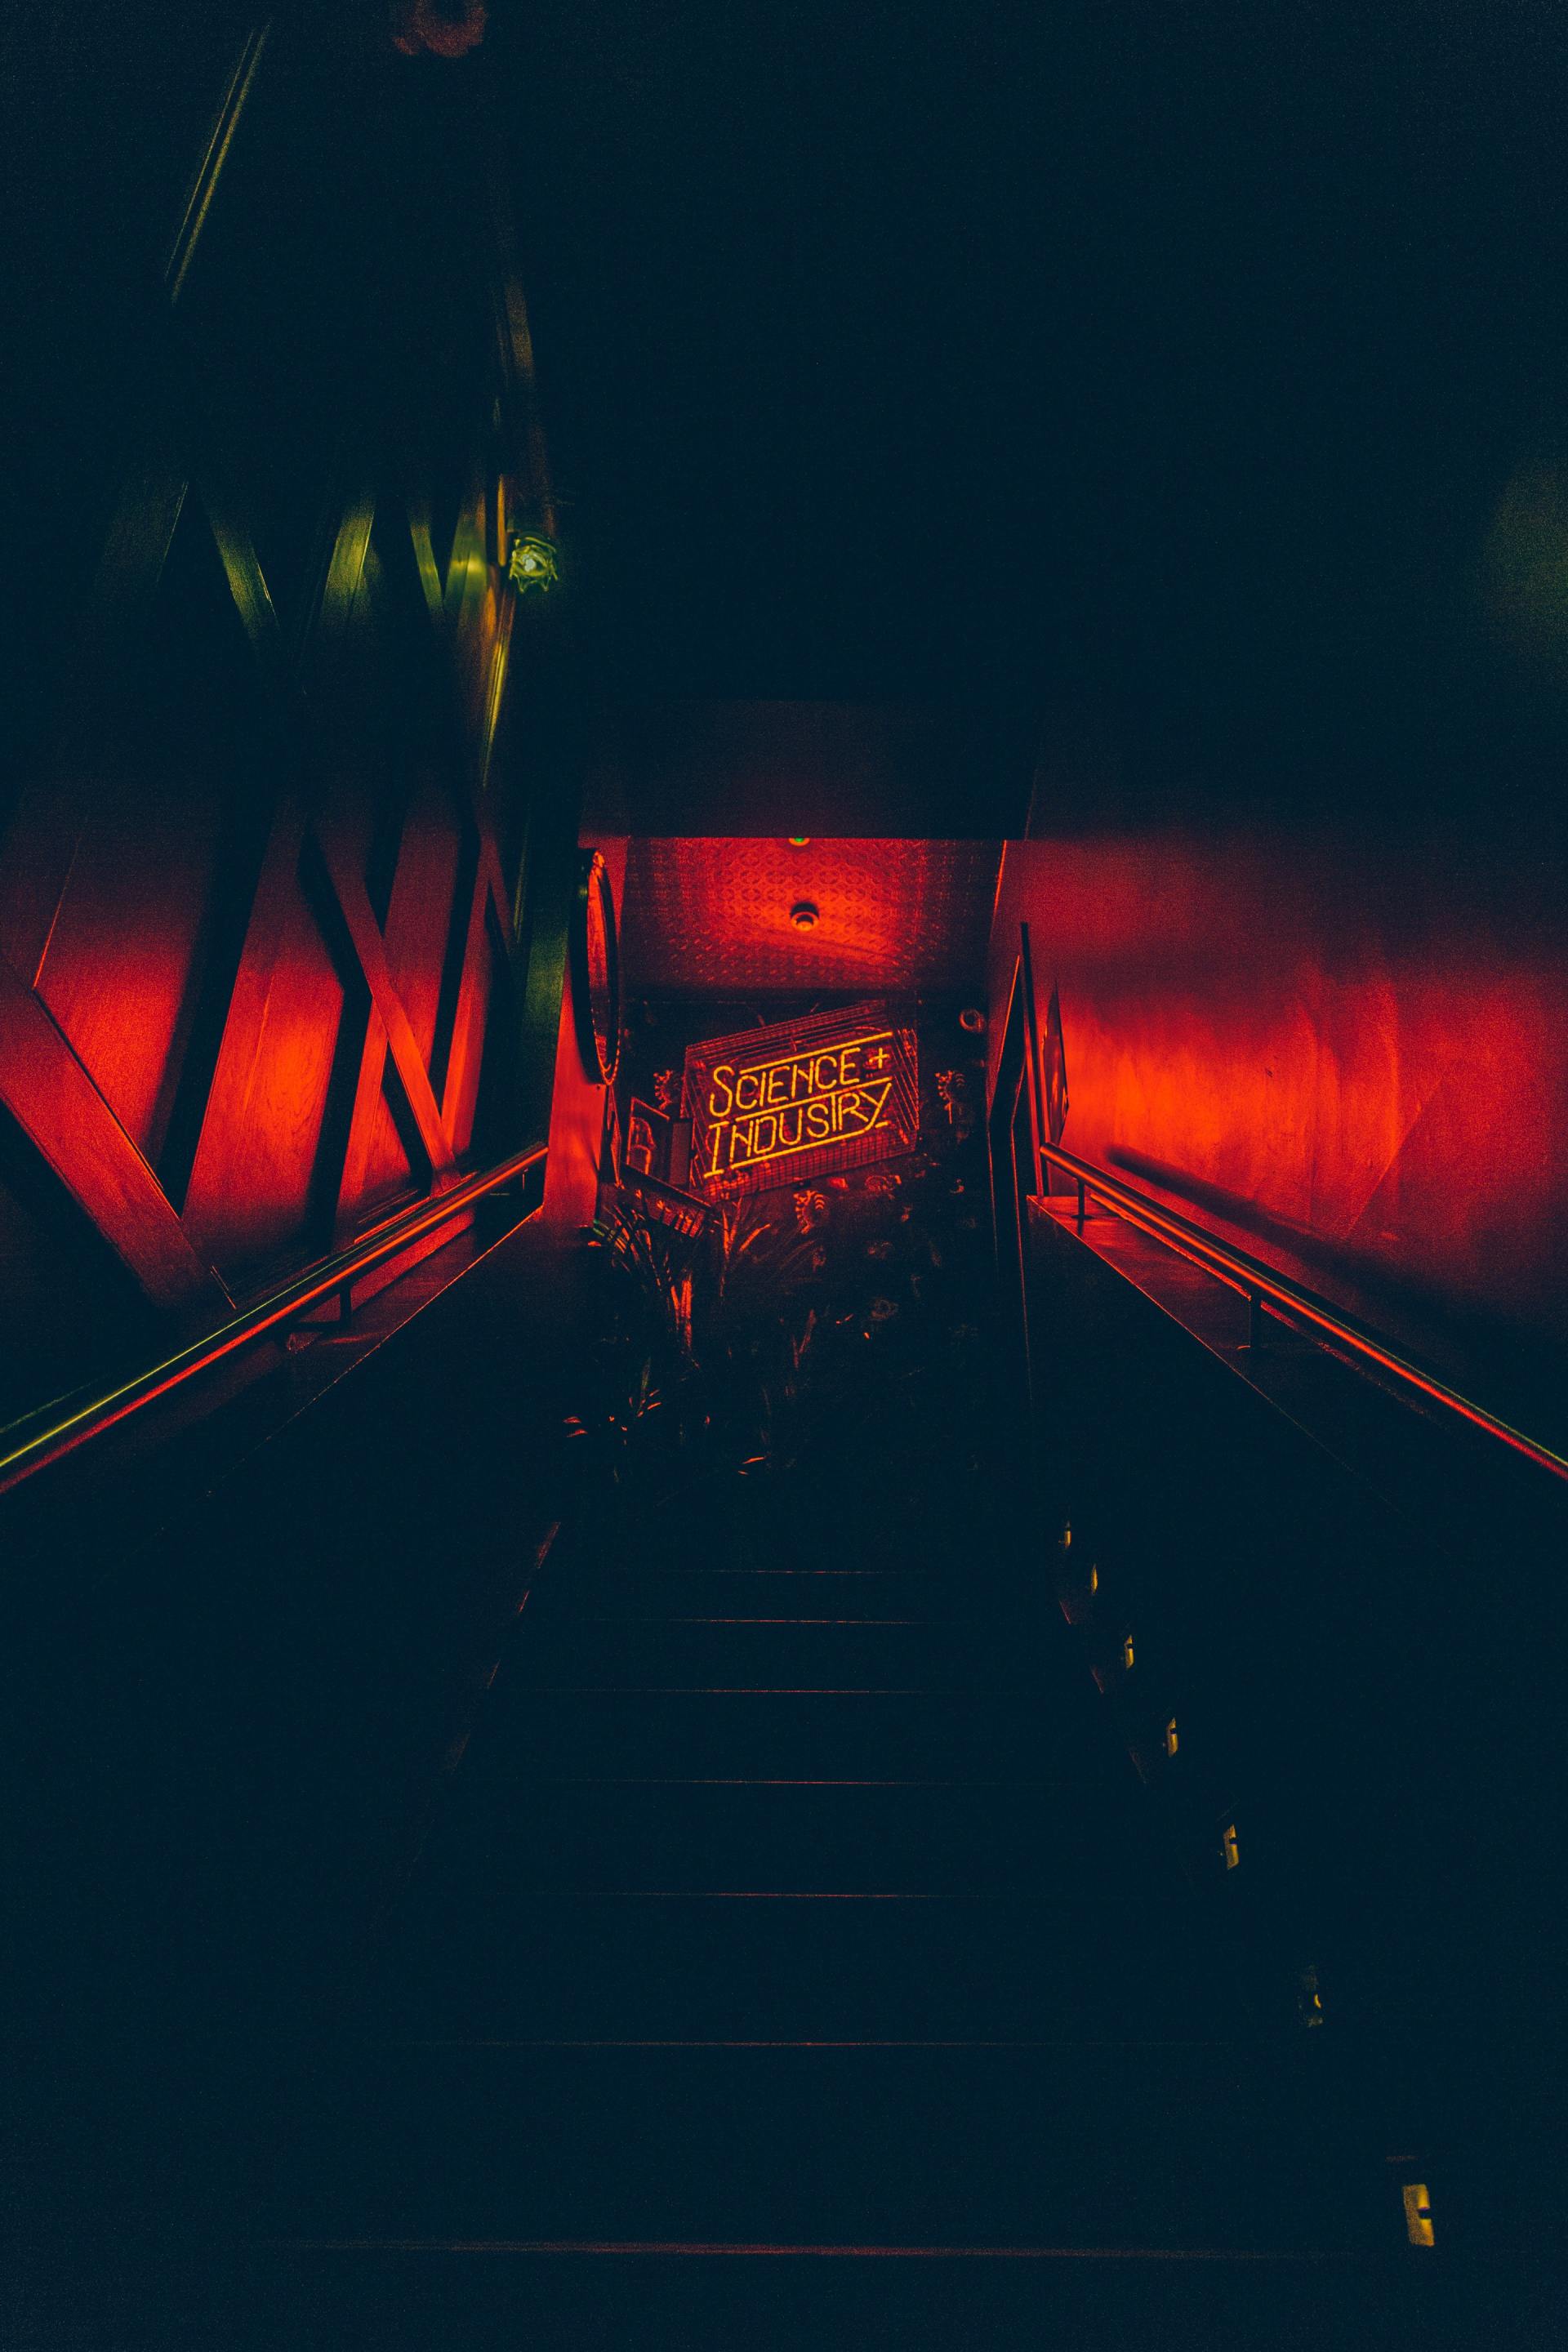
left=682, top=1000, right=920, bottom=1199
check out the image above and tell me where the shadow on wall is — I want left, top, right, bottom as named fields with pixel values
left=990, top=822, right=1568, bottom=1436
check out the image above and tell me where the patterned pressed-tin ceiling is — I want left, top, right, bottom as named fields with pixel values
left=622, top=838, right=1000, bottom=996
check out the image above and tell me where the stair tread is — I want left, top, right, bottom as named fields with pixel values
left=234, top=2242, right=1442, bottom=2352
left=509, top=1619, right=1049, bottom=1695
left=248, top=2042, right=1370, bottom=2254
left=363, top=1887, right=1239, bottom=2042
left=410, top=1774, right=1121, bottom=1895
left=466, top=1686, right=1099, bottom=1780
left=546, top=1569, right=1026, bottom=1624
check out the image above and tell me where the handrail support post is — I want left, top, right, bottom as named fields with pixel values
left=1248, top=1290, right=1264, bottom=1352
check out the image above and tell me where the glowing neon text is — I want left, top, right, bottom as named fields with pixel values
left=702, top=1031, right=898, bottom=1178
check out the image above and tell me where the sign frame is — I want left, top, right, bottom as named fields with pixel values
left=682, top=999, right=920, bottom=1199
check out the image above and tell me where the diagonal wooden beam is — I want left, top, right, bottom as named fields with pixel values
left=330, top=785, right=471, bottom=1238
left=164, top=22, right=273, bottom=305
left=471, top=804, right=514, bottom=948
left=469, top=599, right=519, bottom=947
left=404, top=490, right=517, bottom=955
left=196, top=475, right=287, bottom=697
left=0, top=955, right=231, bottom=1315
left=178, top=488, right=460, bottom=1258
left=331, top=1006, right=399, bottom=1244
left=300, top=485, right=376, bottom=680
left=309, top=831, right=457, bottom=1183
left=178, top=793, right=313, bottom=1256
left=438, top=860, right=495, bottom=1153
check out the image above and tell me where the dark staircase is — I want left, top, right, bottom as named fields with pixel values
left=227, top=1375, right=1446, bottom=2348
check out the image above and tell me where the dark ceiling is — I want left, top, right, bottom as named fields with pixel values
left=10, top=6, right=1566, bottom=840
left=583, top=700, right=1034, bottom=839
left=498, top=0, right=1568, bottom=817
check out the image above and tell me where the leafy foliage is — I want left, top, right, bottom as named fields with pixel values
left=564, top=1103, right=995, bottom=1505
left=564, top=1195, right=822, bottom=1494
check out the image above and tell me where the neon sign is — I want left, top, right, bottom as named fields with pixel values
left=683, top=1000, right=919, bottom=1197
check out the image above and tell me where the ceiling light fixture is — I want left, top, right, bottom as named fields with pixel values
left=789, top=901, right=819, bottom=932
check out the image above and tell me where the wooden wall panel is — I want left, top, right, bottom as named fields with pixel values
left=32, top=794, right=227, bottom=1171
left=26, top=513, right=264, bottom=1169
left=0, top=19, right=557, bottom=1429
left=382, top=780, right=465, bottom=1071
left=0, top=960, right=229, bottom=1316
left=180, top=875, right=350, bottom=1282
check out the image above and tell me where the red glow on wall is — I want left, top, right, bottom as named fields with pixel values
left=990, top=830, right=1568, bottom=1397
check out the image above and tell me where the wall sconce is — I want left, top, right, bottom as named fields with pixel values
left=507, top=532, right=559, bottom=596
left=790, top=902, right=819, bottom=932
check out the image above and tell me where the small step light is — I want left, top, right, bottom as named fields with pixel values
left=1297, top=1963, right=1325, bottom=2029
left=1401, top=2183, right=1435, bottom=2247
left=1223, top=1822, right=1240, bottom=1870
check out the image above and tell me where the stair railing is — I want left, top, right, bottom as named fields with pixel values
left=0, top=1145, right=546, bottom=1498
left=1038, top=1139, right=1568, bottom=1484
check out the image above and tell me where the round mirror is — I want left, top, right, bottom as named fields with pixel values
left=571, top=849, right=621, bottom=1085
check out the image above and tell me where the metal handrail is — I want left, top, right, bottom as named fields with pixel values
left=0, top=1146, right=546, bottom=1499
left=1039, top=1139, right=1568, bottom=1485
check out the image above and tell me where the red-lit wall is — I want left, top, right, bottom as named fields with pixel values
left=990, top=821, right=1568, bottom=1431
